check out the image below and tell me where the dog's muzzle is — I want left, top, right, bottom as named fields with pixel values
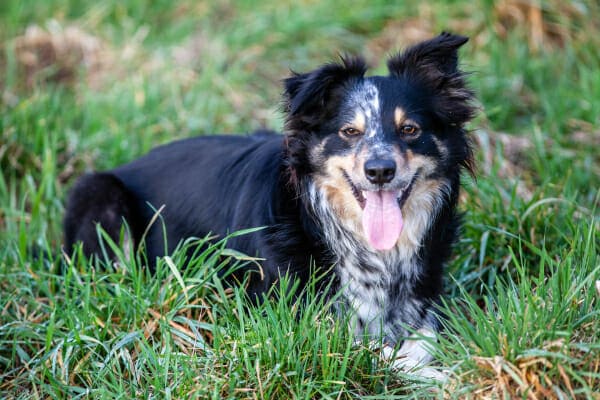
left=341, top=157, right=417, bottom=251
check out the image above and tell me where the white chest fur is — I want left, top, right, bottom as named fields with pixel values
left=306, top=180, right=446, bottom=341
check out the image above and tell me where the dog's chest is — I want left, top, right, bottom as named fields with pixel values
left=334, top=248, right=421, bottom=338
left=306, top=181, right=427, bottom=338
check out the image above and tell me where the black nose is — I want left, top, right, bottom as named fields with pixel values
left=364, top=159, right=396, bottom=185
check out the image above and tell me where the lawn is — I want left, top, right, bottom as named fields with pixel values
left=1, top=0, right=599, bottom=398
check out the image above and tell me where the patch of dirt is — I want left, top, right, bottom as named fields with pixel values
left=567, top=119, right=600, bottom=148
left=364, top=4, right=478, bottom=64
left=365, top=19, right=435, bottom=64
left=12, top=22, right=111, bottom=89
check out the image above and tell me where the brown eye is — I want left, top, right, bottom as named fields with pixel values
left=400, top=125, right=419, bottom=135
left=340, top=127, right=362, bottom=137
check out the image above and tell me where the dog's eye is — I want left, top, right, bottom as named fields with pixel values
left=399, top=125, right=419, bottom=135
left=340, top=127, right=362, bottom=137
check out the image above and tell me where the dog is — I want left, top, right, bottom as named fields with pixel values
left=64, top=32, right=476, bottom=377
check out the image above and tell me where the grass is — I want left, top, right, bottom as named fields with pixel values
left=1, top=0, right=599, bottom=398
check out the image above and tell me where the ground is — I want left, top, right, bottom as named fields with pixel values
left=0, top=1, right=599, bottom=398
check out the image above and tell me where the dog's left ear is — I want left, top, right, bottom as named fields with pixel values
left=389, top=33, right=476, bottom=176
left=387, top=32, right=475, bottom=126
left=387, top=32, right=468, bottom=78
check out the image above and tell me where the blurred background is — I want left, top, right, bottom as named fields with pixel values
left=1, top=1, right=598, bottom=176
left=1, top=0, right=598, bottom=271
left=1, top=1, right=598, bottom=397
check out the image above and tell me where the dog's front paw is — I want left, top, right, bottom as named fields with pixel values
left=381, top=329, right=447, bottom=382
left=388, top=353, right=448, bottom=382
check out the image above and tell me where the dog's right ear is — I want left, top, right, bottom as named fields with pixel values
left=283, top=57, right=367, bottom=187
left=283, top=56, right=367, bottom=119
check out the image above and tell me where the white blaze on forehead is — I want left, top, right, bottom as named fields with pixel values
left=348, top=81, right=381, bottom=139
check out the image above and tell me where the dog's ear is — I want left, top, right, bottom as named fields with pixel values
left=387, top=32, right=475, bottom=126
left=283, top=56, right=367, bottom=118
left=387, top=32, right=468, bottom=78
left=283, top=57, right=367, bottom=187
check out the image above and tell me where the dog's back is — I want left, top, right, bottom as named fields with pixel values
left=64, top=133, right=324, bottom=292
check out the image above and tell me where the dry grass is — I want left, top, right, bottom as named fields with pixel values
left=12, top=23, right=110, bottom=88
left=459, top=342, right=598, bottom=400
left=493, top=0, right=600, bottom=52
left=474, top=129, right=535, bottom=201
left=1, top=0, right=598, bottom=398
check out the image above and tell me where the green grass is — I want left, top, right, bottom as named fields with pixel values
left=1, top=0, right=599, bottom=398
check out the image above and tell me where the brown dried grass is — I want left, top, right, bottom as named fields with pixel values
left=453, top=343, right=600, bottom=400
left=366, top=0, right=599, bottom=62
left=12, top=23, right=111, bottom=88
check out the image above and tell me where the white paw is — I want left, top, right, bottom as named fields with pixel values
left=382, top=329, right=447, bottom=382
left=389, top=355, right=448, bottom=382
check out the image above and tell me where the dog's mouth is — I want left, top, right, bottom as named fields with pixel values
left=342, top=170, right=417, bottom=251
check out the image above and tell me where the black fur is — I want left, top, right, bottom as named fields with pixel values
left=64, top=33, right=476, bottom=357
left=64, top=173, right=143, bottom=259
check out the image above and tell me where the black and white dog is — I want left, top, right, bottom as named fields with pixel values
left=64, top=33, right=475, bottom=376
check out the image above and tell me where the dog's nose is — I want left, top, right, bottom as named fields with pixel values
left=364, top=159, right=396, bottom=185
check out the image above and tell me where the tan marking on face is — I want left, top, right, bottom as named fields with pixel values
left=353, top=144, right=370, bottom=176
left=394, top=178, right=448, bottom=258
left=390, top=148, right=438, bottom=179
left=352, top=111, right=366, bottom=133
left=314, top=136, right=445, bottom=252
left=315, top=154, right=362, bottom=227
left=399, top=152, right=438, bottom=177
left=394, top=107, right=406, bottom=127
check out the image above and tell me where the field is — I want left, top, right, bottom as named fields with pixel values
left=1, top=0, right=599, bottom=398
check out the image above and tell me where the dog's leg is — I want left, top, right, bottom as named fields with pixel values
left=382, top=314, right=447, bottom=381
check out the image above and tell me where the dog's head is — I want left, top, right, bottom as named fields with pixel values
left=284, top=33, right=476, bottom=251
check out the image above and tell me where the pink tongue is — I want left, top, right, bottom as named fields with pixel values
left=362, top=191, right=403, bottom=250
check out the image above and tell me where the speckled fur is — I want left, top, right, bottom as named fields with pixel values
left=283, top=33, right=476, bottom=365
left=305, top=175, right=450, bottom=343
left=64, top=33, right=476, bottom=375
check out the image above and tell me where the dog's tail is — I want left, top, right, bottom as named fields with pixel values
left=63, top=172, right=141, bottom=261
